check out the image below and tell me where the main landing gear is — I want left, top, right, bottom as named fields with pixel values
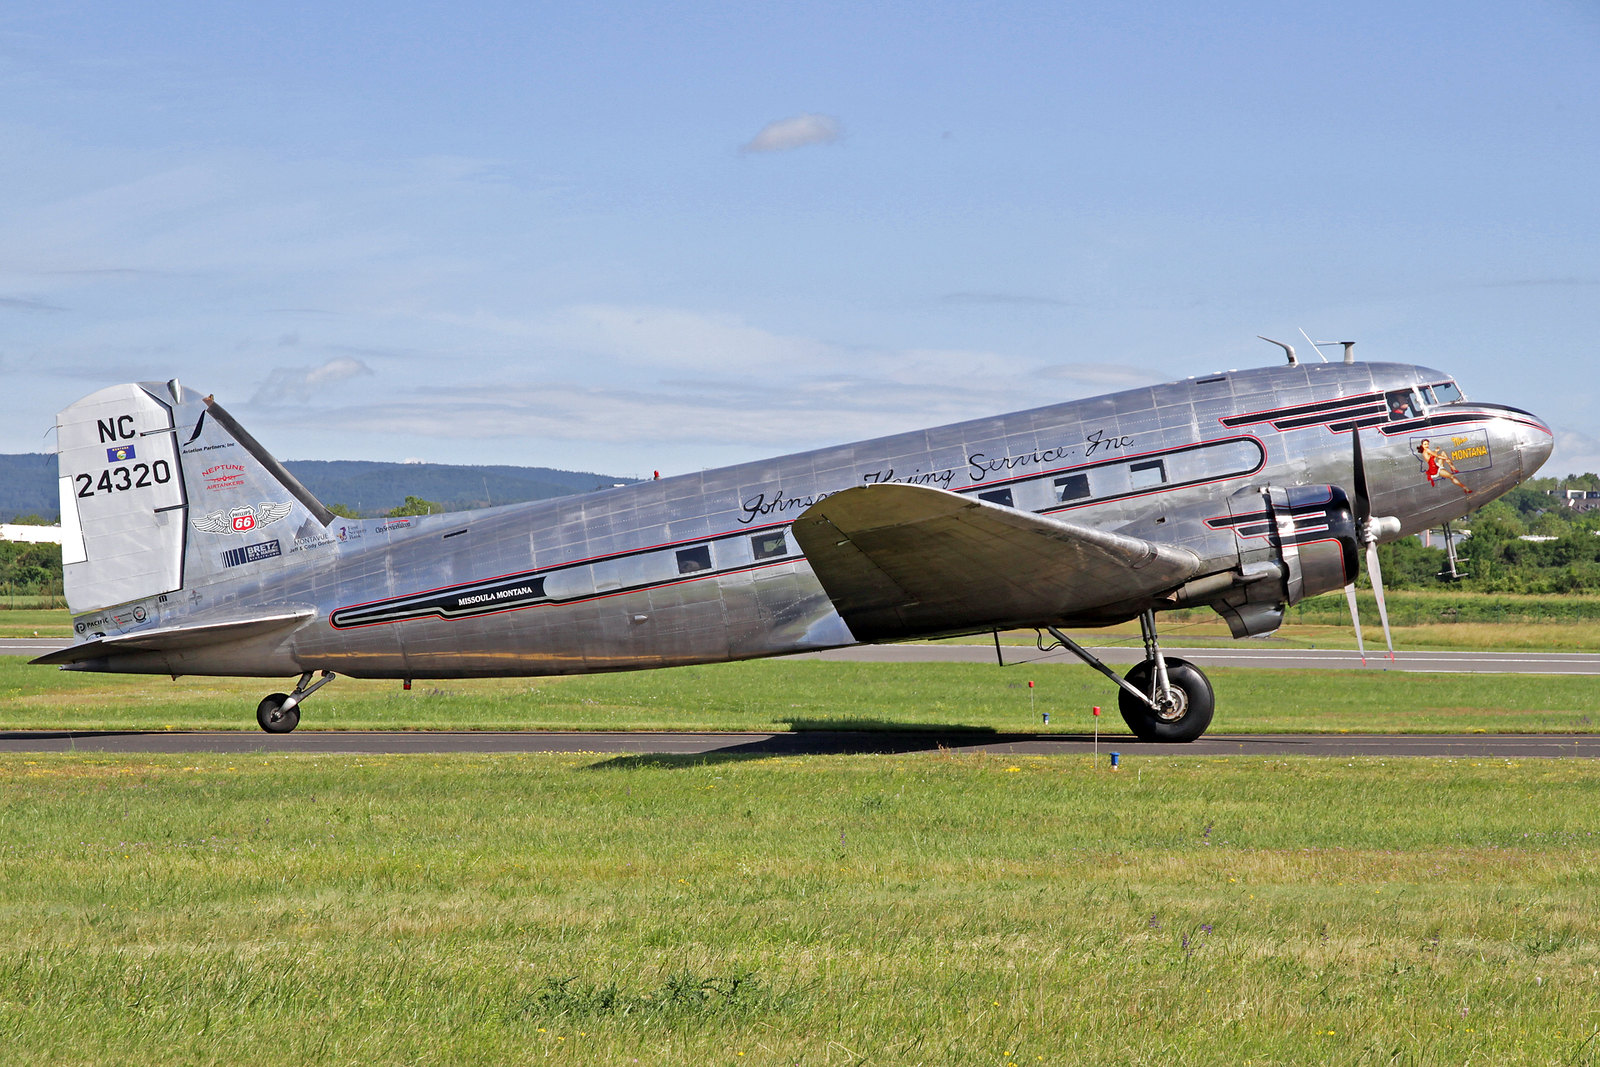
left=256, top=670, right=337, bottom=733
left=1041, top=610, right=1215, bottom=743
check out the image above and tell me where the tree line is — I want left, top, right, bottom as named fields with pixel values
left=12, top=480, right=1600, bottom=603
left=1376, top=474, right=1600, bottom=593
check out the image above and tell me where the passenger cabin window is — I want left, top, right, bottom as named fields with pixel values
left=1432, top=381, right=1464, bottom=404
left=1385, top=389, right=1420, bottom=420
left=1054, top=473, right=1090, bottom=503
left=751, top=532, right=788, bottom=561
left=675, top=545, right=712, bottom=574
left=1129, top=459, right=1166, bottom=490
left=978, top=488, right=1013, bottom=508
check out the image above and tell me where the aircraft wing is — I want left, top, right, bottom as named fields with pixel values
left=29, top=610, right=316, bottom=666
left=790, top=484, right=1202, bottom=641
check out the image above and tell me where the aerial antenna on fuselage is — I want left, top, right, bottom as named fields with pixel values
left=1257, top=335, right=1297, bottom=366
left=1310, top=339, right=1357, bottom=364
left=1299, top=328, right=1329, bottom=362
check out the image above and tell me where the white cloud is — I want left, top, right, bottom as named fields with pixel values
left=1040, top=363, right=1164, bottom=389
left=1552, top=428, right=1600, bottom=477
left=252, top=357, right=372, bottom=404
left=550, top=304, right=841, bottom=371
left=740, top=114, right=841, bottom=153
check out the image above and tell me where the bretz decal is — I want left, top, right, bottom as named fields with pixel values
left=222, top=540, right=283, bottom=568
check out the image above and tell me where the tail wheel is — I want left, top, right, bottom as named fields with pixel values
left=256, top=694, right=300, bottom=734
left=1118, top=656, right=1214, bottom=743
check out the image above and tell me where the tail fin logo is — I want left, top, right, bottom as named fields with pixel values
left=194, top=501, right=294, bottom=535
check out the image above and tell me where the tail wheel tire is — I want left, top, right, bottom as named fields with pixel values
left=1118, top=657, right=1214, bottom=743
left=257, top=694, right=300, bottom=734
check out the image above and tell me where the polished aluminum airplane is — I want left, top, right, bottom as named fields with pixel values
left=36, top=342, right=1552, bottom=741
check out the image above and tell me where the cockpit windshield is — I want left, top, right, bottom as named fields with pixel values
left=1431, top=380, right=1464, bottom=405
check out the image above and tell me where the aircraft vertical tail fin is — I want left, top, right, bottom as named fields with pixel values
left=56, top=383, right=189, bottom=615
left=55, top=381, right=333, bottom=618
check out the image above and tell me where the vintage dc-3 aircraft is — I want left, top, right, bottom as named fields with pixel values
left=35, top=342, right=1551, bottom=741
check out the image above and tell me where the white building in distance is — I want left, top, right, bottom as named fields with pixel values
left=0, top=524, right=63, bottom=544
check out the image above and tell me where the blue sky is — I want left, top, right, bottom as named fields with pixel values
left=3, top=2, right=1597, bottom=479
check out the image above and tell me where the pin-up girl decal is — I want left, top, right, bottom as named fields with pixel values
left=1417, top=439, right=1473, bottom=495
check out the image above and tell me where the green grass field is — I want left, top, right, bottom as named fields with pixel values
left=6, top=655, right=1600, bottom=735
left=0, top=752, right=1595, bottom=1064
left=7, top=612, right=1600, bottom=1063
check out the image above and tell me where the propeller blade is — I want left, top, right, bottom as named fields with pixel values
left=1365, top=540, right=1395, bottom=661
left=1344, top=582, right=1368, bottom=665
left=1351, top=427, right=1372, bottom=523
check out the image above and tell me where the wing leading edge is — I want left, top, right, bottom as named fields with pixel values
left=790, top=484, right=1202, bottom=642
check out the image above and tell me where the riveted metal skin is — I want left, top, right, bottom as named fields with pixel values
left=42, top=361, right=1551, bottom=681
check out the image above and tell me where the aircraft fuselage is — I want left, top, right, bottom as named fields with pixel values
left=58, top=360, right=1552, bottom=680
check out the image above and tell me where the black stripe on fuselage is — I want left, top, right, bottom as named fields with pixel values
left=1276, top=402, right=1387, bottom=431
left=330, top=574, right=550, bottom=628
left=1219, top=391, right=1384, bottom=428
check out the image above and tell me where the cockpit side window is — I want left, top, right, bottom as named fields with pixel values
left=1385, top=389, right=1420, bottom=420
left=1419, top=384, right=1437, bottom=406
left=1431, top=381, right=1464, bottom=404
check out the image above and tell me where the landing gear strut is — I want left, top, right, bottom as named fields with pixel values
left=256, top=670, right=336, bottom=733
left=1042, top=610, right=1214, bottom=743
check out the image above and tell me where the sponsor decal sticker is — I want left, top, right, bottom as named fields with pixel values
left=202, top=463, right=248, bottom=492
left=194, top=501, right=294, bottom=535
left=291, top=534, right=337, bottom=553
left=73, top=604, right=149, bottom=634
left=375, top=518, right=414, bottom=533
left=106, top=445, right=136, bottom=463
left=222, top=539, right=283, bottom=568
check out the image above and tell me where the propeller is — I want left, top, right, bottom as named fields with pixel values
left=1347, top=428, right=1400, bottom=663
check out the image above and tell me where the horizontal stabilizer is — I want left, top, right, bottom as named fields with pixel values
left=791, top=484, right=1201, bottom=641
left=30, top=609, right=315, bottom=666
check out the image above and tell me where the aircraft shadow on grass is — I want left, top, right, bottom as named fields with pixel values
left=587, top=718, right=1144, bottom=769
left=584, top=718, right=1326, bottom=768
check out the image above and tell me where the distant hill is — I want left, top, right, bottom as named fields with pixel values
left=283, top=461, right=638, bottom=515
left=0, top=454, right=638, bottom=521
left=0, top=454, right=60, bottom=520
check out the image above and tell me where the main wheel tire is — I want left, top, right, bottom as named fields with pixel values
left=256, top=693, right=300, bottom=734
left=1118, top=656, right=1214, bottom=743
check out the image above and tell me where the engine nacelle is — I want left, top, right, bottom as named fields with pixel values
left=1209, top=484, right=1360, bottom=638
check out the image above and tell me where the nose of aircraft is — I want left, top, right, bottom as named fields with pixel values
left=1509, top=408, right=1555, bottom=480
